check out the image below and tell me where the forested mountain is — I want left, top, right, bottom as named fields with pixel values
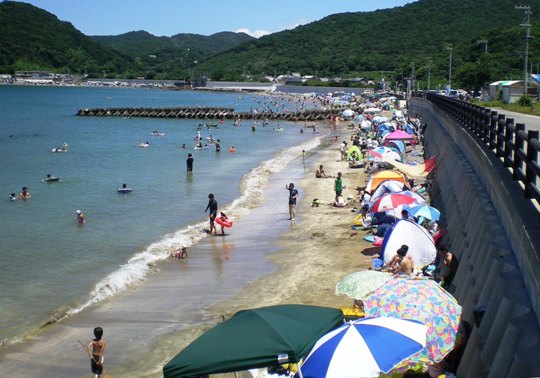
left=195, top=0, right=540, bottom=90
left=2, top=0, right=540, bottom=90
left=0, top=1, right=136, bottom=76
left=91, top=31, right=253, bottom=79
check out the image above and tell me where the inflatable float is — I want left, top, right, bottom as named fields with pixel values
left=215, top=216, right=233, bottom=228
left=117, top=187, right=133, bottom=193
left=228, top=147, right=237, bottom=152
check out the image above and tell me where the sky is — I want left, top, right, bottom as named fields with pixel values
left=18, top=0, right=414, bottom=38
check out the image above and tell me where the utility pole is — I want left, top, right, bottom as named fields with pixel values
left=476, top=39, right=489, bottom=53
left=516, top=5, right=533, bottom=95
left=411, top=61, right=415, bottom=93
left=446, top=47, right=453, bottom=88
left=426, top=56, right=432, bottom=91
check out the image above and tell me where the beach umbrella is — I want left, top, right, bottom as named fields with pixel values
left=299, top=317, right=428, bottom=378
left=342, top=109, right=355, bottom=117
left=363, top=277, right=462, bottom=364
left=369, top=147, right=402, bottom=162
left=399, top=190, right=427, bottom=205
left=372, top=193, right=417, bottom=213
left=364, top=107, right=382, bottom=114
left=335, top=270, right=394, bottom=299
left=407, top=204, right=441, bottom=221
left=163, top=304, right=344, bottom=377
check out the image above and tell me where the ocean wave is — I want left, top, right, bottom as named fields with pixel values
left=65, top=136, right=321, bottom=317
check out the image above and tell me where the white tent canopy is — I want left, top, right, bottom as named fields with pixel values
left=381, top=219, right=436, bottom=267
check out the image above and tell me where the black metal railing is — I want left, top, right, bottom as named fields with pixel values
left=426, top=93, right=540, bottom=205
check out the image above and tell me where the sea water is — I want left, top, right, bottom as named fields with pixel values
left=0, top=85, right=320, bottom=346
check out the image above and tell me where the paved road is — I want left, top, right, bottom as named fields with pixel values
left=491, top=107, right=540, bottom=132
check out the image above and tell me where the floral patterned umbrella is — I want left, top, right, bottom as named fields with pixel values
left=363, top=277, right=462, bottom=364
left=335, top=270, right=394, bottom=299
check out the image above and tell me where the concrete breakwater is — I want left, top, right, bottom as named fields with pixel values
left=76, top=106, right=364, bottom=121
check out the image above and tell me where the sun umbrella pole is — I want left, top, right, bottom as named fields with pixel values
left=297, top=363, right=304, bottom=378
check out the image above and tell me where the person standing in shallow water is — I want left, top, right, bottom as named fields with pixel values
left=205, top=193, right=218, bottom=234
left=87, top=326, right=106, bottom=378
left=186, top=153, right=194, bottom=172
left=286, top=183, right=298, bottom=221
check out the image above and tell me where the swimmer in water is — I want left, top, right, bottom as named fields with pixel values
left=18, top=186, right=31, bottom=199
left=75, top=210, right=85, bottom=224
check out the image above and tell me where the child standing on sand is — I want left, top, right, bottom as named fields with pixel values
left=87, top=327, right=106, bottom=378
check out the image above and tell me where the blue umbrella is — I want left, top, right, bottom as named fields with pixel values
left=408, top=204, right=441, bottom=221
left=299, top=317, right=427, bottom=378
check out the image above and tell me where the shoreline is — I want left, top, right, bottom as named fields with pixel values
left=146, top=127, right=373, bottom=376
left=0, top=121, right=370, bottom=377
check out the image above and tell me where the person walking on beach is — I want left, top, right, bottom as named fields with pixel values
left=186, top=153, right=194, bottom=172
left=334, top=172, right=343, bottom=202
left=87, top=326, right=106, bottom=378
left=286, top=183, right=298, bottom=221
left=205, top=193, right=218, bottom=234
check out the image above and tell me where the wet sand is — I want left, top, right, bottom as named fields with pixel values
left=0, top=122, right=372, bottom=377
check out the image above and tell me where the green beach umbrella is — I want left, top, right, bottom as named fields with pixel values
left=163, top=304, right=344, bottom=377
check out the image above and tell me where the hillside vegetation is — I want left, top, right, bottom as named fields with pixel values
left=91, top=31, right=253, bottom=79
left=2, top=0, right=540, bottom=90
left=196, top=0, right=540, bottom=90
left=0, top=1, right=135, bottom=76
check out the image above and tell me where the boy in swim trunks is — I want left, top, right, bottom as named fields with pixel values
left=87, top=327, right=106, bottom=378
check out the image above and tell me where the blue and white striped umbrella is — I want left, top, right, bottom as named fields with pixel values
left=299, top=317, right=427, bottom=378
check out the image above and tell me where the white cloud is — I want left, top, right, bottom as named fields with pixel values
left=235, top=28, right=271, bottom=38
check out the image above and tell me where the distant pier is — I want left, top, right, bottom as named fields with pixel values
left=76, top=106, right=364, bottom=121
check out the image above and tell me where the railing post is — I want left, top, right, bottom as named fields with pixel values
left=481, top=107, right=490, bottom=143
left=525, top=130, right=539, bottom=199
left=513, top=123, right=526, bottom=181
left=496, top=114, right=506, bottom=157
left=489, top=111, right=498, bottom=150
left=503, top=118, right=515, bottom=167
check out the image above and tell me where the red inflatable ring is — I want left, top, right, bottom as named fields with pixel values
left=215, top=216, right=233, bottom=228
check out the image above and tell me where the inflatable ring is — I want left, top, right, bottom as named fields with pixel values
left=228, top=148, right=236, bottom=152
left=215, top=217, right=233, bottom=228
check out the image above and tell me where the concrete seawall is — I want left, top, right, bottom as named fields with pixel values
left=411, top=98, right=540, bottom=377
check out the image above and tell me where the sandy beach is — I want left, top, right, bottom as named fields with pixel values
left=153, top=132, right=374, bottom=376
left=0, top=121, right=373, bottom=377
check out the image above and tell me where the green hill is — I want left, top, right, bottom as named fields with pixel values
left=91, top=31, right=253, bottom=79
left=195, top=0, right=540, bottom=90
left=2, top=0, right=540, bottom=89
left=0, top=1, right=136, bottom=77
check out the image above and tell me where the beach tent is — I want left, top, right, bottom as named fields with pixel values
left=380, top=219, right=437, bottom=267
left=382, top=156, right=437, bottom=178
left=365, top=170, right=408, bottom=194
left=384, top=140, right=406, bottom=153
left=369, top=180, right=407, bottom=207
left=403, top=124, right=416, bottom=135
left=163, top=304, right=344, bottom=377
left=347, top=145, right=362, bottom=160
left=342, top=109, right=355, bottom=118
left=384, top=130, right=414, bottom=140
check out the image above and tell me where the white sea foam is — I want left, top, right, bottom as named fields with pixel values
left=65, top=136, right=321, bottom=317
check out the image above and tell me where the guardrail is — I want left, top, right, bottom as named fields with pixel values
left=425, top=93, right=540, bottom=209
